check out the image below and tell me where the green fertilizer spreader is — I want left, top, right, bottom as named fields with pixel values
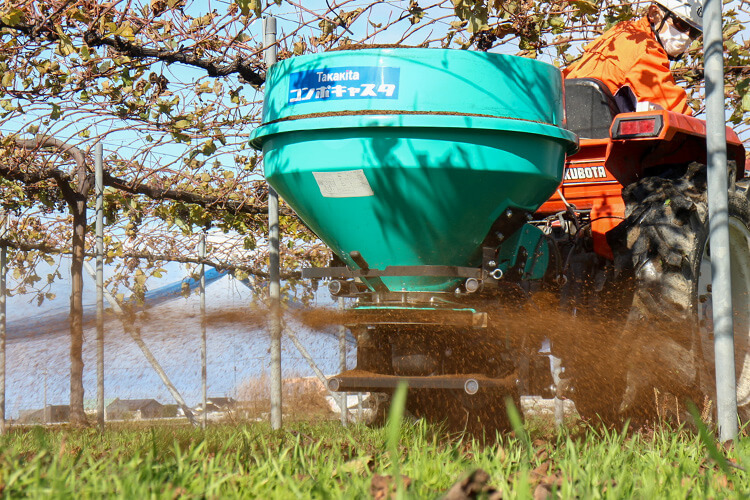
left=250, top=48, right=576, bottom=292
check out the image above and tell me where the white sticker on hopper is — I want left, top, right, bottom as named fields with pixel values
left=312, top=170, right=374, bottom=198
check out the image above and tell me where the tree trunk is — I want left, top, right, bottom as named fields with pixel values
left=68, top=198, right=87, bottom=426
left=12, top=135, right=92, bottom=426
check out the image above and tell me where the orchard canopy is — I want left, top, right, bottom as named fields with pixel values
left=0, top=0, right=748, bottom=298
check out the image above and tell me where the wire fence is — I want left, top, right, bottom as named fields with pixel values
left=1, top=246, right=362, bottom=427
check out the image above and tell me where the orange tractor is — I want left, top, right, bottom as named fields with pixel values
left=536, top=78, right=749, bottom=422
left=252, top=48, right=750, bottom=427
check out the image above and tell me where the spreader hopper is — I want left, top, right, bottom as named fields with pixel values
left=250, top=48, right=577, bottom=292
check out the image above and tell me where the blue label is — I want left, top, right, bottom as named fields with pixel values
left=288, top=66, right=400, bottom=104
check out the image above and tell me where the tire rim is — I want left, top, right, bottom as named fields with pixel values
left=698, top=215, right=750, bottom=407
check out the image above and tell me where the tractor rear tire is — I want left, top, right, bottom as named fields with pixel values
left=615, top=162, right=750, bottom=423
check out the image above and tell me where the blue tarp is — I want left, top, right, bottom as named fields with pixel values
left=7, top=268, right=228, bottom=341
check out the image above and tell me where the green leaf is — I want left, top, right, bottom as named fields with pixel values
left=724, top=24, right=743, bottom=38
left=114, top=22, right=135, bottom=40
left=201, top=140, right=216, bottom=156
left=0, top=9, right=23, bottom=26
left=1, top=70, right=14, bottom=87
left=742, top=92, right=750, bottom=113
left=236, top=0, right=261, bottom=17
left=135, top=270, right=147, bottom=285
left=452, top=0, right=488, bottom=33
left=319, top=18, right=336, bottom=35
left=569, top=0, right=599, bottom=15
left=174, top=216, right=190, bottom=233
left=50, top=103, right=62, bottom=120
left=293, top=41, right=307, bottom=55
left=409, top=0, right=424, bottom=24
left=54, top=27, right=76, bottom=56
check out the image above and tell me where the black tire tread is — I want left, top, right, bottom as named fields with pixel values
left=614, top=162, right=750, bottom=423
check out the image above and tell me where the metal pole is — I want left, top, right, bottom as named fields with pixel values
left=338, top=297, right=347, bottom=426
left=200, top=231, right=207, bottom=430
left=43, top=368, right=47, bottom=424
left=0, top=214, right=7, bottom=434
left=264, top=15, right=282, bottom=431
left=704, top=0, right=738, bottom=441
left=550, top=355, right=564, bottom=427
left=95, top=143, right=105, bottom=431
left=357, top=392, right=363, bottom=422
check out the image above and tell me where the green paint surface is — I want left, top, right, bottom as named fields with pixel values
left=252, top=49, right=576, bottom=291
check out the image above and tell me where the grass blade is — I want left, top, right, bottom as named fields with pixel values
left=387, top=381, right=409, bottom=499
left=686, top=401, right=730, bottom=475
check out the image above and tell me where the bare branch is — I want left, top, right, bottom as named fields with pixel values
left=82, top=31, right=266, bottom=86
left=101, top=171, right=295, bottom=217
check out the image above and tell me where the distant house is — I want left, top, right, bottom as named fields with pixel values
left=84, top=398, right=116, bottom=414
left=197, top=397, right=237, bottom=413
left=18, top=405, right=70, bottom=424
left=106, top=399, right=164, bottom=420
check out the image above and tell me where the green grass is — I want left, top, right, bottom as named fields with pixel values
left=0, top=417, right=747, bottom=498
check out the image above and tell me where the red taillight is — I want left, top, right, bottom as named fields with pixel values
left=612, top=115, right=663, bottom=139
left=618, top=118, right=656, bottom=136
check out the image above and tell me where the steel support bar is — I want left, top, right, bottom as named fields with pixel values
left=704, top=0, right=738, bottom=441
left=82, top=261, right=198, bottom=426
left=357, top=392, right=363, bottom=421
left=338, top=297, right=347, bottom=426
left=200, top=232, right=207, bottom=430
left=327, top=370, right=518, bottom=393
left=95, top=143, right=105, bottom=431
left=550, top=355, right=564, bottom=427
left=264, top=15, right=282, bottom=431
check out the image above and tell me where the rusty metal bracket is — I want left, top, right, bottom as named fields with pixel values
left=302, top=265, right=483, bottom=280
